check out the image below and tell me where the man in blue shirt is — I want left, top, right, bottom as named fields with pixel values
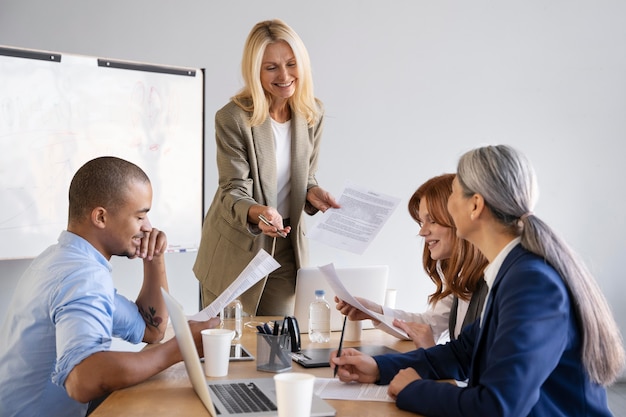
left=0, top=157, right=220, bottom=417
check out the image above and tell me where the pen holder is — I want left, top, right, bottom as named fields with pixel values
left=256, top=333, right=292, bottom=373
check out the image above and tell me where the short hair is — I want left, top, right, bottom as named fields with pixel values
left=68, top=156, right=149, bottom=221
left=456, top=144, right=625, bottom=385
left=408, top=174, right=487, bottom=304
left=233, top=18, right=320, bottom=127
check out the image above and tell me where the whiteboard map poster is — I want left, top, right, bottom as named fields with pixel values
left=0, top=46, right=204, bottom=259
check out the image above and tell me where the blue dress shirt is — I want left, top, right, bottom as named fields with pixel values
left=0, top=231, right=145, bottom=417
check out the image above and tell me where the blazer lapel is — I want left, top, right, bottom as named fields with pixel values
left=449, top=296, right=459, bottom=338
left=469, top=281, right=497, bottom=384
left=289, top=112, right=309, bottom=222
left=252, top=118, right=277, bottom=207
left=470, top=245, right=525, bottom=383
left=463, top=279, right=488, bottom=328
left=451, top=279, right=488, bottom=339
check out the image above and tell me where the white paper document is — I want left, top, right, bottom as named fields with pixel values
left=187, top=249, right=280, bottom=321
left=314, top=378, right=393, bottom=402
left=308, top=181, right=401, bottom=254
left=319, top=263, right=409, bottom=340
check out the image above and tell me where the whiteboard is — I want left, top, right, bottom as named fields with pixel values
left=0, top=46, right=204, bottom=259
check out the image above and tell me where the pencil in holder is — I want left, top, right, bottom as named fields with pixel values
left=256, top=333, right=292, bottom=373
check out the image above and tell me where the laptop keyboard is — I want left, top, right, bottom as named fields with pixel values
left=209, top=382, right=277, bottom=414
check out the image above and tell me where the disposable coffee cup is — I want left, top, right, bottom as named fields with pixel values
left=273, top=373, right=315, bottom=417
left=201, top=328, right=235, bottom=377
left=384, top=288, right=397, bottom=308
left=344, top=319, right=362, bottom=342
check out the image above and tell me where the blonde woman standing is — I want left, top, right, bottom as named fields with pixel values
left=194, top=19, right=338, bottom=316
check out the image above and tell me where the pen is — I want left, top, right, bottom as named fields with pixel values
left=334, top=316, right=347, bottom=378
left=258, top=214, right=287, bottom=238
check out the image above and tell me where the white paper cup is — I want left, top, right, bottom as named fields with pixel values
left=273, top=373, right=315, bottom=417
left=384, top=288, right=397, bottom=309
left=201, top=328, right=235, bottom=377
left=344, top=319, right=362, bottom=342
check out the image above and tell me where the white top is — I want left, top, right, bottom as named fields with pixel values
left=453, top=296, right=470, bottom=339
left=377, top=261, right=471, bottom=344
left=380, top=294, right=454, bottom=344
left=271, top=118, right=292, bottom=217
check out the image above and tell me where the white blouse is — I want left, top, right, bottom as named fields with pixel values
left=271, top=118, right=292, bottom=217
left=377, top=262, right=469, bottom=344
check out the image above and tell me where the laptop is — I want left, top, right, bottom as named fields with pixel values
left=161, top=288, right=336, bottom=417
left=294, top=265, right=389, bottom=333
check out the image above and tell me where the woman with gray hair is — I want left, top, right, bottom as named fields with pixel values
left=331, top=144, right=624, bottom=416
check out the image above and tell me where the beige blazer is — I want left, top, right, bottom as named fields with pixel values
left=193, top=99, right=324, bottom=314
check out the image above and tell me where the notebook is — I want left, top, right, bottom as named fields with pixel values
left=161, top=288, right=336, bottom=417
left=291, top=345, right=399, bottom=368
left=294, top=265, right=389, bottom=333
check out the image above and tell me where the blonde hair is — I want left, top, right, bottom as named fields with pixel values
left=233, top=19, right=319, bottom=127
left=457, top=144, right=625, bottom=386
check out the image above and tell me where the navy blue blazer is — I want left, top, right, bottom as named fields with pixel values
left=375, top=244, right=612, bottom=416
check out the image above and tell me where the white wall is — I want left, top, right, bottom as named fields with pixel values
left=1, top=0, right=624, bottom=378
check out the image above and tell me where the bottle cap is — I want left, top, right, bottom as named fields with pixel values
left=314, top=289, right=325, bottom=296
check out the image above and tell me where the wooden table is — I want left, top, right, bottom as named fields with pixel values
left=90, top=319, right=420, bottom=417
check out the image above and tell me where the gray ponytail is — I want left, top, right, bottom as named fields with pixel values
left=457, top=145, right=625, bottom=385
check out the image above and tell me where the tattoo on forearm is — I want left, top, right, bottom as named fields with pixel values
left=139, top=305, right=164, bottom=328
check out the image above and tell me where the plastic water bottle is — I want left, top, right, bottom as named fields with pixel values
left=221, top=299, right=243, bottom=342
left=309, top=290, right=331, bottom=343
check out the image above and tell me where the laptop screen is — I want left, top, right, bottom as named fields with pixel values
left=161, top=288, right=218, bottom=416
left=294, top=265, right=389, bottom=333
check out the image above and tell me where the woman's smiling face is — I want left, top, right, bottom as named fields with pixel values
left=418, top=197, right=455, bottom=261
left=260, top=40, right=298, bottom=103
